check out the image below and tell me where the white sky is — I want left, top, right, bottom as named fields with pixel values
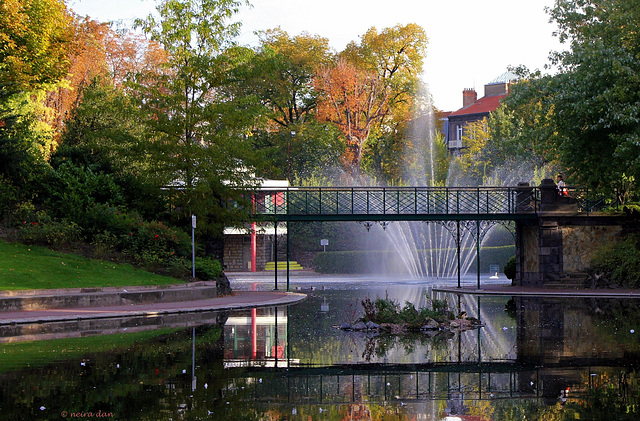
left=70, top=0, right=562, bottom=112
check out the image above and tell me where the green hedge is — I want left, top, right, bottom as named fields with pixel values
left=313, top=245, right=515, bottom=274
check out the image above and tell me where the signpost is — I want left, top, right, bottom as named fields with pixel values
left=320, top=239, right=329, bottom=252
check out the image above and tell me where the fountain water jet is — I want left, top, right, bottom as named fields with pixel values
left=379, top=83, right=489, bottom=280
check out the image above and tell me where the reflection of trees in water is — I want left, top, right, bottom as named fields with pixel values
left=588, top=299, right=640, bottom=353
left=0, top=324, right=229, bottom=421
left=488, top=370, right=640, bottom=421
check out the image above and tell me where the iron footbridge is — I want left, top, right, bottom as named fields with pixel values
left=252, top=186, right=540, bottom=222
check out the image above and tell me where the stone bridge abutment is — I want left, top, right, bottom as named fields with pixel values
left=515, top=179, right=627, bottom=287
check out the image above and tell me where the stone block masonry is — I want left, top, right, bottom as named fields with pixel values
left=517, top=214, right=626, bottom=287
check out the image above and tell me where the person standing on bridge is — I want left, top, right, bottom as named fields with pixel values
left=557, top=174, right=568, bottom=196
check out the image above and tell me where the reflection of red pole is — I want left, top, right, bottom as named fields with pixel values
left=251, top=308, right=257, bottom=359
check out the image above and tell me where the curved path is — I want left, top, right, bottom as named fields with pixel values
left=0, top=288, right=306, bottom=325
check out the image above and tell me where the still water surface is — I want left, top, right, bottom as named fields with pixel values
left=1, top=276, right=639, bottom=420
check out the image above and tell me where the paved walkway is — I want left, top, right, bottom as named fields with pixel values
left=0, top=289, right=307, bottom=325
left=434, top=284, right=640, bottom=298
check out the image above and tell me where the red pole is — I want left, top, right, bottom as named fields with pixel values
left=251, top=194, right=257, bottom=272
left=251, top=222, right=257, bottom=272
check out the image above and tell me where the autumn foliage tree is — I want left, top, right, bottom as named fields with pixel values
left=315, top=59, right=385, bottom=173
left=315, top=24, right=428, bottom=177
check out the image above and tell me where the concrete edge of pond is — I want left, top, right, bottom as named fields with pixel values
left=434, top=285, right=640, bottom=298
left=0, top=290, right=307, bottom=326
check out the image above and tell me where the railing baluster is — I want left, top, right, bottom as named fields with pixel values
left=367, top=190, right=369, bottom=214
left=383, top=188, right=386, bottom=214
left=446, top=188, right=449, bottom=214
left=351, top=188, right=354, bottom=215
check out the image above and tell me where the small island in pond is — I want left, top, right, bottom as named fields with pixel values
left=335, top=296, right=482, bottom=334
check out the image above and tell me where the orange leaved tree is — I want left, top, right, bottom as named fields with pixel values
left=315, top=59, right=388, bottom=175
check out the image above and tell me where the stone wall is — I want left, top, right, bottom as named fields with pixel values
left=223, top=235, right=272, bottom=271
left=562, top=225, right=622, bottom=272
left=223, top=235, right=245, bottom=271
left=516, top=214, right=626, bottom=286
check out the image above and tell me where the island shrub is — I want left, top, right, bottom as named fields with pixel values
left=589, top=234, right=640, bottom=288
left=361, top=296, right=450, bottom=328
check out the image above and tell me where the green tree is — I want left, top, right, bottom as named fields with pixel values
left=0, top=0, right=74, bottom=205
left=504, top=1, right=640, bottom=198
left=242, top=28, right=332, bottom=127
left=134, top=0, right=258, bottom=234
left=234, top=28, right=338, bottom=183
left=52, top=79, right=164, bottom=220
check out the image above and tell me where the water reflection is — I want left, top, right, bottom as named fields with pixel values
left=1, top=282, right=639, bottom=420
left=224, top=307, right=292, bottom=368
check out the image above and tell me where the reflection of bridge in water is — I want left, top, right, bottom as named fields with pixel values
left=221, top=296, right=640, bottom=410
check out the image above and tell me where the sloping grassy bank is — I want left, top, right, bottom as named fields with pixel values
left=0, top=240, right=184, bottom=290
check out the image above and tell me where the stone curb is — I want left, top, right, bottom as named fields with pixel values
left=0, top=286, right=220, bottom=312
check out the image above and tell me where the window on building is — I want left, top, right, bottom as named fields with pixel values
left=456, top=124, right=464, bottom=140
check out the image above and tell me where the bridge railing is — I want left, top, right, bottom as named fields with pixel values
left=566, top=186, right=621, bottom=213
left=252, top=186, right=540, bottom=218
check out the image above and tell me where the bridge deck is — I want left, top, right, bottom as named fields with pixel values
left=252, top=186, right=539, bottom=221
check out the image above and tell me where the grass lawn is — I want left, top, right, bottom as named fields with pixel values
left=0, top=240, right=185, bottom=290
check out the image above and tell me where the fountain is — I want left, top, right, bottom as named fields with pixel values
left=377, top=85, right=502, bottom=280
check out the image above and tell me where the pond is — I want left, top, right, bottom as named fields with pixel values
left=1, top=276, right=639, bottom=420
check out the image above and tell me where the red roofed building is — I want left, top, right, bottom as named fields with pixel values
left=446, top=72, right=518, bottom=154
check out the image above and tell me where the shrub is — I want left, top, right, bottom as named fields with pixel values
left=590, top=235, right=640, bottom=288
left=45, top=163, right=125, bottom=227
left=17, top=211, right=82, bottom=247
left=0, top=176, right=19, bottom=220
left=195, top=257, right=223, bottom=280
left=9, top=201, right=37, bottom=227
left=504, top=255, right=516, bottom=281
left=361, top=296, right=450, bottom=328
left=314, top=251, right=371, bottom=273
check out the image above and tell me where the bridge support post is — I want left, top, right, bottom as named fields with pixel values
left=286, top=221, right=290, bottom=292
left=476, top=220, right=480, bottom=290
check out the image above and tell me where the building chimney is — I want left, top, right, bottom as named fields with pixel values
left=462, top=88, right=477, bottom=108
